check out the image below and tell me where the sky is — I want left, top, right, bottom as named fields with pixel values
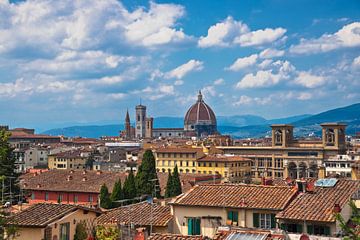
left=0, top=0, right=360, bottom=131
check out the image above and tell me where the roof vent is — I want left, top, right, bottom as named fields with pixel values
left=333, top=203, right=341, bottom=213
left=96, top=170, right=102, bottom=175
left=66, top=175, right=73, bottom=181
left=69, top=170, right=74, bottom=174
left=37, top=184, right=41, bottom=188
left=82, top=170, right=87, bottom=175
left=82, top=177, right=87, bottom=182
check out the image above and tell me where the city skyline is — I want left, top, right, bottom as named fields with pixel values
left=1, top=0, right=360, bottom=131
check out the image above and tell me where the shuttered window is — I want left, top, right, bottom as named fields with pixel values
left=188, top=218, right=201, bottom=235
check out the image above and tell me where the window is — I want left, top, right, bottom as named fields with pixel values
left=307, top=224, right=330, bottom=236
left=58, top=194, right=63, bottom=203
left=45, top=192, right=49, bottom=201
left=188, top=218, right=201, bottom=235
left=88, top=195, right=93, bottom=203
left=253, top=213, right=275, bottom=229
left=280, top=223, right=303, bottom=233
left=60, top=222, right=70, bottom=240
left=31, top=192, right=35, bottom=200
left=74, top=195, right=78, bottom=203
left=227, top=210, right=238, bottom=226
left=215, top=163, right=218, bottom=167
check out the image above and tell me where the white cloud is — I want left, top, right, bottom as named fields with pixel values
left=226, top=54, right=258, bottom=71
left=198, top=16, right=249, bottom=48
left=213, top=78, right=224, bottom=85
left=290, top=22, right=360, bottom=54
left=259, top=48, right=285, bottom=59
left=297, top=92, right=312, bottom=100
left=258, top=59, right=273, bottom=69
left=235, top=60, right=295, bottom=89
left=198, top=16, right=286, bottom=48
left=234, top=28, right=286, bottom=47
left=174, top=80, right=184, bottom=85
left=233, top=95, right=271, bottom=106
left=165, top=59, right=204, bottom=79
left=352, top=56, right=360, bottom=68
left=202, top=86, right=217, bottom=97
left=294, top=71, right=326, bottom=88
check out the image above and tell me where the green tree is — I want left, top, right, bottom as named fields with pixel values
left=96, top=226, right=119, bottom=240
left=164, top=171, right=173, bottom=198
left=0, top=130, right=20, bottom=205
left=135, top=150, right=159, bottom=197
left=172, top=165, right=182, bottom=196
left=99, top=184, right=112, bottom=209
left=123, top=170, right=136, bottom=201
left=335, top=200, right=360, bottom=240
left=74, top=221, right=87, bottom=240
left=110, top=179, right=123, bottom=208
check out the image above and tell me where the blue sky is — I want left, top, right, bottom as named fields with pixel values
left=0, top=0, right=359, bottom=131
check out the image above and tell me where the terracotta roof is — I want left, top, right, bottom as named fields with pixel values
left=9, top=132, right=60, bottom=139
left=49, top=150, right=86, bottom=158
left=155, top=147, right=203, bottom=154
left=276, top=179, right=360, bottom=222
left=172, top=184, right=297, bottom=210
left=21, top=170, right=217, bottom=196
left=96, top=201, right=172, bottom=227
left=148, top=233, right=204, bottom=240
left=7, top=203, right=99, bottom=227
left=197, top=155, right=252, bottom=162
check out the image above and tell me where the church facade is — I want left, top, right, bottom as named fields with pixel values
left=122, top=91, right=218, bottom=139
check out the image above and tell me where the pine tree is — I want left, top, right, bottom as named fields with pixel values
left=99, top=184, right=112, bottom=209
left=110, top=179, right=123, bottom=208
left=123, top=170, right=136, bottom=201
left=172, top=165, right=182, bottom=196
left=164, top=172, right=173, bottom=198
left=0, top=129, right=20, bottom=205
left=335, top=200, right=360, bottom=239
left=135, top=149, right=159, bottom=197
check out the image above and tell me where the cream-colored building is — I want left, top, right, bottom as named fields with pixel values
left=154, top=148, right=205, bottom=173
left=7, top=203, right=100, bottom=240
left=217, top=123, right=347, bottom=181
left=170, top=184, right=297, bottom=238
left=48, top=150, right=89, bottom=170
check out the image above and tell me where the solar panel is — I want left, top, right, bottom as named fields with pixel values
left=314, top=178, right=338, bottom=187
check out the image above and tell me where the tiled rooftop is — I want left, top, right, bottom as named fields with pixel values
left=7, top=203, right=98, bottom=227
left=172, top=184, right=297, bottom=210
left=148, top=233, right=204, bottom=240
left=96, top=201, right=172, bottom=227
left=276, top=179, right=360, bottom=222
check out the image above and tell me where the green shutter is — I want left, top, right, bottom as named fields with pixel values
left=253, top=213, right=259, bottom=228
left=296, top=224, right=303, bottom=233
left=270, top=214, right=276, bottom=229
left=188, top=218, right=193, bottom=235
left=233, top=211, right=238, bottom=223
left=227, top=211, right=233, bottom=220
left=195, top=218, right=201, bottom=235
left=324, top=226, right=330, bottom=236
left=280, top=223, right=287, bottom=231
left=307, top=225, right=313, bottom=235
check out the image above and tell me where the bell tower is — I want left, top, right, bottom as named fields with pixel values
left=135, top=104, right=146, bottom=139
left=271, top=124, right=294, bottom=147
left=321, top=123, right=346, bottom=152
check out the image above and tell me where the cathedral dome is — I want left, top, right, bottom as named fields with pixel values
left=184, top=91, right=217, bottom=135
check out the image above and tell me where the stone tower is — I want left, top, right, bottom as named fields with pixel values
left=271, top=124, right=294, bottom=147
left=135, top=104, right=146, bottom=139
left=145, top=117, right=154, bottom=138
left=125, top=109, right=131, bottom=140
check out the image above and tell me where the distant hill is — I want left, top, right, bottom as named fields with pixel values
left=42, top=103, right=359, bottom=138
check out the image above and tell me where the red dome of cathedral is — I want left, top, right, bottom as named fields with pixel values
left=184, top=91, right=217, bottom=132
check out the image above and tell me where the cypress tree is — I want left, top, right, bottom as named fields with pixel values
left=123, top=170, right=136, bottom=201
left=135, top=150, right=159, bottom=197
left=110, top=179, right=123, bottom=208
left=0, top=129, right=20, bottom=204
left=172, top=165, right=182, bottom=196
left=164, top=172, right=173, bottom=198
left=99, top=184, right=112, bottom=209
left=74, top=221, right=87, bottom=240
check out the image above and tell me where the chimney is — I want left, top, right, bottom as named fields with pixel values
left=333, top=203, right=341, bottom=213
left=96, top=170, right=102, bottom=175
left=23, top=183, right=28, bottom=188
left=37, top=184, right=41, bottom=188
left=66, top=175, right=73, bottom=181
left=82, top=177, right=87, bottom=182
left=82, top=170, right=87, bottom=175
left=69, top=170, right=74, bottom=174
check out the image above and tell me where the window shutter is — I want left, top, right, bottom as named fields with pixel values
left=233, top=211, right=239, bottom=222
left=253, top=213, right=259, bottom=228
left=280, top=223, right=287, bottom=231
left=187, top=218, right=193, bottom=235
left=270, top=214, right=276, bottom=229
left=195, top=218, right=201, bottom=235
left=296, top=224, right=303, bottom=233
left=324, top=226, right=330, bottom=236
left=227, top=211, right=233, bottom=220
left=307, top=225, right=313, bottom=235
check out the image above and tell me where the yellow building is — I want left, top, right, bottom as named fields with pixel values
left=48, top=150, right=88, bottom=170
left=351, top=160, right=360, bottom=180
left=154, top=147, right=205, bottom=173
left=196, top=155, right=252, bottom=183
